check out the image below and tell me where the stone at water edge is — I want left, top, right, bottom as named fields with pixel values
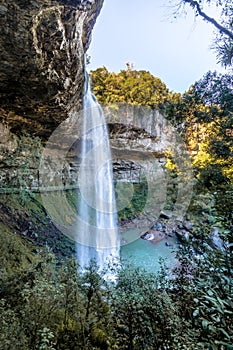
left=151, top=221, right=164, bottom=231
left=183, top=221, right=194, bottom=232
left=175, top=229, right=190, bottom=243
left=141, top=230, right=166, bottom=244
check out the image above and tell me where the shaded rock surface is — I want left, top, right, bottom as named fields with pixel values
left=0, top=0, right=103, bottom=137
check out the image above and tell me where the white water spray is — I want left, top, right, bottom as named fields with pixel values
left=76, top=72, right=120, bottom=270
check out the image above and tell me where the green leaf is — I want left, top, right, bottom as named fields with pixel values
left=215, top=342, right=233, bottom=349
left=218, top=328, right=230, bottom=339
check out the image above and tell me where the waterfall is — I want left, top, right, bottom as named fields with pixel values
left=76, top=72, right=120, bottom=270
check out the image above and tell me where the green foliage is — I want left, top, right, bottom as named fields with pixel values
left=177, top=72, right=233, bottom=230
left=117, top=180, right=148, bottom=220
left=0, top=242, right=232, bottom=349
left=167, top=71, right=233, bottom=197
left=90, top=66, right=170, bottom=110
left=0, top=224, right=34, bottom=274
left=212, top=185, right=233, bottom=234
left=191, top=71, right=233, bottom=116
left=36, top=327, right=56, bottom=350
left=1, top=133, right=42, bottom=203
left=171, top=237, right=233, bottom=349
left=110, top=264, right=185, bottom=349
left=192, top=244, right=232, bottom=348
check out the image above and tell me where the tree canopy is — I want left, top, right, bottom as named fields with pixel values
left=90, top=65, right=171, bottom=110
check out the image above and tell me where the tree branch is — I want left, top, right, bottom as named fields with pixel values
left=184, top=0, right=233, bottom=40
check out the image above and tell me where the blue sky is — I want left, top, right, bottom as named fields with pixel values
left=87, top=0, right=226, bottom=93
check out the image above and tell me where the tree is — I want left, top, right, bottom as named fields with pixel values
left=109, top=264, right=187, bottom=349
left=90, top=66, right=170, bottom=110
left=192, top=71, right=233, bottom=114
left=186, top=71, right=233, bottom=183
left=176, top=0, right=233, bottom=67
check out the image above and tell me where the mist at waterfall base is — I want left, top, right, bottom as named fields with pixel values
left=76, top=73, right=120, bottom=270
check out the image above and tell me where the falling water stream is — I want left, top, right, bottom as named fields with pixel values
left=76, top=72, right=120, bottom=270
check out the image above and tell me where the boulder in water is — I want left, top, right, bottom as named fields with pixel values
left=141, top=230, right=166, bottom=244
left=144, top=233, right=155, bottom=241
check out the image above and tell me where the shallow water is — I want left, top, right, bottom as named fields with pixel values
left=121, top=237, right=178, bottom=273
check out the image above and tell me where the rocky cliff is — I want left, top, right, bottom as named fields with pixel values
left=0, top=0, right=103, bottom=137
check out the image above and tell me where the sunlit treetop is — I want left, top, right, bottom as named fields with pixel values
left=90, top=65, right=171, bottom=110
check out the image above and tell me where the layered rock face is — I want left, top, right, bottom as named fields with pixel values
left=0, top=0, right=103, bottom=137
left=105, top=104, right=175, bottom=183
